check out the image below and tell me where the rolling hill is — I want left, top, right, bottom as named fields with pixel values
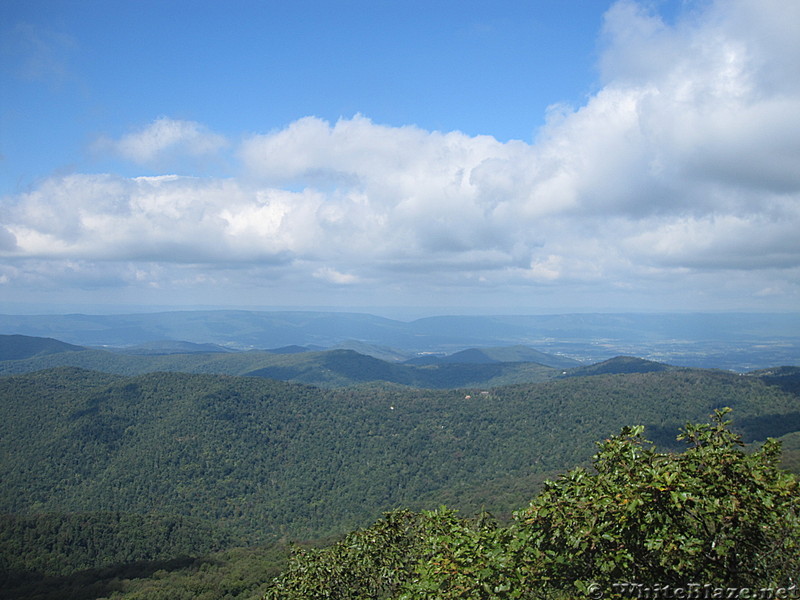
left=0, top=334, right=85, bottom=361
left=1, top=310, right=798, bottom=370
left=2, top=365, right=799, bottom=541
left=0, top=335, right=563, bottom=388
left=404, top=345, right=580, bottom=369
left=561, top=355, right=674, bottom=377
left=1, top=362, right=800, bottom=596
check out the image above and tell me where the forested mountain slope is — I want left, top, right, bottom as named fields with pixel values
left=264, top=412, right=800, bottom=599
left=562, top=355, right=675, bottom=377
left=1, top=365, right=800, bottom=597
left=0, top=338, right=563, bottom=388
left=404, top=345, right=580, bottom=369
left=0, top=334, right=84, bottom=361
left=2, top=367, right=799, bottom=542
left=0, top=333, right=744, bottom=390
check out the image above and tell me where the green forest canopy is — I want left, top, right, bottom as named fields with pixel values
left=1, top=363, right=799, bottom=599
left=265, top=410, right=800, bottom=599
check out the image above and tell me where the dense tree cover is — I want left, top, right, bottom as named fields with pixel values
left=2, top=367, right=799, bottom=544
left=0, top=345, right=562, bottom=388
left=778, top=430, right=800, bottom=473
left=751, top=366, right=800, bottom=397
left=0, top=512, right=231, bottom=578
left=0, top=334, right=84, bottom=361
left=2, top=544, right=289, bottom=600
left=264, top=510, right=427, bottom=599
left=0, top=369, right=800, bottom=543
left=1, top=366, right=799, bottom=598
left=263, top=411, right=800, bottom=599
left=97, top=545, right=288, bottom=600
left=562, top=356, right=674, bottom=377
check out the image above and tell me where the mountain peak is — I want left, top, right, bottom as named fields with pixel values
left=0, top=334, right=85, bottom=361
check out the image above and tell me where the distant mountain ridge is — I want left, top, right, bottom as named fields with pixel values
left=1, top=334, right=796, bottom=388
left=0, top=334, right=84, bottom=361
left=107, top=340, right=234, bottom=355
left=405, top=345, right=579, bottom=369
left=0, top=336, right=561, bottom=388
left=0, top=310, right=797, bottom=370
left=562, top=356, right=674, bottom=377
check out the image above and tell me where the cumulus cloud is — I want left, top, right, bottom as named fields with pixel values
left=3, top=174, right=307, bottom=263
left=2, top=0, right=799, bottom=309
left=96, top=117, right=228, bottom=166
left=0, top=226, right=17, bottom=252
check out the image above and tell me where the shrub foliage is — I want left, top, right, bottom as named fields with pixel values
left=263, top=410, right=800, bottom=599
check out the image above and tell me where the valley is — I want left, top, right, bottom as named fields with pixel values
left=0, top=314, right=798, bottom=599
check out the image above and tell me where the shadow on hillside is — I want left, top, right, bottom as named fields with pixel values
left=646, top=414, right=800, bottom=451
left=759, top=370, right=800, bottom=397
left=737, top=412, right=800, bottom=443
left=0, top=555, right=214, bottom=600
left=644, top=422, right=686, bottom=451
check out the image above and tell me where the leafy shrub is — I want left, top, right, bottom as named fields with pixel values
left=262, top=410, right=800, bottom=599
left=516, top=408, right=800, bottom=595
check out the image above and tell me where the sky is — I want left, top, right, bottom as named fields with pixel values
left=1, top=0, right=799, bottom=316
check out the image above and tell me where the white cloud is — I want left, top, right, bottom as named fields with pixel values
left=0, top=226, right=17, bottom=251
left=97, top=117, right=228, bottom=166
left=3, top=174, right=311, bottom=263
left=2, top=0, right=799, bottom=310
left=313, top=267, right=361, bottom=285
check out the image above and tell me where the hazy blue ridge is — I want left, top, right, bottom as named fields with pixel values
left=0, top=334, right=85, bottom=361
left=0, top=312, right=798, bottom=371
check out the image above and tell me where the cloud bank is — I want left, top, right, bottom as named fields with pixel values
left=2, top=0, right=798, bottom=310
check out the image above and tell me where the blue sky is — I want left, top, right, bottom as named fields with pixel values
left=3, top=0, right=610, bottom=184
left=1, top=0, right=799, bottom=315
